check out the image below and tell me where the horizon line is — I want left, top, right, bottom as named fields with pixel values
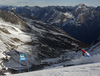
left=0, top=3, right=99, bottom=8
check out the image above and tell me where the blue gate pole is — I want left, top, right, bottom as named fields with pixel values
left=24, top=53, right=29, bottom=72
left=19, top=52, right=21, bottom=73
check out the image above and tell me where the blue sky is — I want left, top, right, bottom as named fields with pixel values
left=0, top=0, right=99, bottom=7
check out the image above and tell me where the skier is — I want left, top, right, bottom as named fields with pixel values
left=72, top=41, right=90, bottom=57
left=81, top=49, right=91, bottom=57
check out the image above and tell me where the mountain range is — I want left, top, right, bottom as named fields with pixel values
left=0, top=3, right=100, bottom=44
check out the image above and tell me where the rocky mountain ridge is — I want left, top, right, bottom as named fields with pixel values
left=0, top=4, right=99, bottom=44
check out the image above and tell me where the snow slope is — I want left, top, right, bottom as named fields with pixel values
left=7, top=62, right=100, bottom=76
left=6, top=39, right=100, bottom=76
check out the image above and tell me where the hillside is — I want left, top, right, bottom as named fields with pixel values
left=0, top=10, right=87, bottom=72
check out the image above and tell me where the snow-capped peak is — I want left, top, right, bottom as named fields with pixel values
left=75, top=3, right=88, bottom=10
left=77, top=3, right=87, bottom=8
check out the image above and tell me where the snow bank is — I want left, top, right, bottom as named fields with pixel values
left=71, top=54, right=100, bottom=65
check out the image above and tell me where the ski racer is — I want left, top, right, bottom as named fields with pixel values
left=81, top=49, right=91, bottom=57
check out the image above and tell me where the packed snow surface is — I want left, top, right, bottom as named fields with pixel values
left=7, top=62, right=100, bottom=76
